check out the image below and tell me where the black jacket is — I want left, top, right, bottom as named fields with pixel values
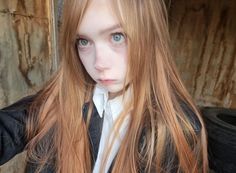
left=0, top=95, right=201, bottom=173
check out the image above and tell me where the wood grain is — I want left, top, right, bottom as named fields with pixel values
left=0, top=0, right=53, bottom=172
left=0, top=0, right=54, bottom=107
left=169, top=0, right=236, bottom=108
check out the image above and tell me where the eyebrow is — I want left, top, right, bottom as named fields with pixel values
left=99, top=24, right=122, bottom=35
left=77, top=24, right=122, bottom=38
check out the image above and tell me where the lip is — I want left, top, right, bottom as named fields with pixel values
left=98, top=79, right=116, bottom=85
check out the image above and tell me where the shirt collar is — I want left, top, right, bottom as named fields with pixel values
left=92, top=84, right=132, bottom=121
left=92, top=84, right=109, bottom=117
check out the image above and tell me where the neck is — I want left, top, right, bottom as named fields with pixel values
left=108, top=90, right=123, bottom=100
left=108, top=84, right=130, bottom=100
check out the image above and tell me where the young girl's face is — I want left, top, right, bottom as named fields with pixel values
left=76, top=0, right=128, bottom=96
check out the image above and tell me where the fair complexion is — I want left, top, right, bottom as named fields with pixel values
left=76, top=0, right=128, bottom=99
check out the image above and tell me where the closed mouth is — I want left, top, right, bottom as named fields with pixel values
left=98, top=79, right=116, bottom=84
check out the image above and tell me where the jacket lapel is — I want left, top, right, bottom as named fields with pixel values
left=83, top=103, right=104, bottom=166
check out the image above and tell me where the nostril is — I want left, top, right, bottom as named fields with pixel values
left=94, top=64, right=105, bottom=71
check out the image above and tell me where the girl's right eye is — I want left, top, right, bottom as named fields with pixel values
left=76, top=38, right=90, bottom=48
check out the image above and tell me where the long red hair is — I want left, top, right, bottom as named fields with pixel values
left=26, top=0, right=209, bottom=172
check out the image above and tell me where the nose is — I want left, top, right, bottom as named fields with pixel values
left=94, top=45, right=110, bottom=71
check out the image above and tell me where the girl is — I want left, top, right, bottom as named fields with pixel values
left=0, top=0, right=209, bottom=172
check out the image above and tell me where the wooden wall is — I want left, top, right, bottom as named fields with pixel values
left=169, top=0, right=236, bottom=108
left=0, top=0, right=235, bottom=172
left=0, top=0, right=55, bottom=172
left=0, top=0, right=56, bottom=107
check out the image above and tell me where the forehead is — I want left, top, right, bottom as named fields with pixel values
left=78, top=0, right=120, bottom=35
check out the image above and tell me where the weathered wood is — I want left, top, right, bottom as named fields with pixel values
left=0, top=0, right=54, bottom=172
left=0, top=1, right=54, bottom=107
left=0, top=0, right=49, bottom=18
left=0, top=152, right=26, bottom=173
left=169, top=0, right=236, bottom=108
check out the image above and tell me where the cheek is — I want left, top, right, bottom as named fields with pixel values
left=79, top=54, right=95, bottom=74
left=80, top=56, right=88, bottom=67
left=113, top=46, right=128, bottom=65
left=118, top=49, right=128, bottom=71
left=111, top=49, right=128, bottom=78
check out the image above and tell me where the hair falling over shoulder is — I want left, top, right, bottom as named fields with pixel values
left=25, top=0, right=209, bottom=173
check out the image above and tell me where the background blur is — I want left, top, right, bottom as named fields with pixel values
left=0, top=0, right=235, bottom=172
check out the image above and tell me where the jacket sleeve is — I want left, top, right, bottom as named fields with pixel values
left=0, top=95, right=34, bottom=165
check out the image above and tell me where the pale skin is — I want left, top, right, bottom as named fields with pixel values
left=76, top=0, right=128, bottom=99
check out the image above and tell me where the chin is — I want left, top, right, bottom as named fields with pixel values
left=105, top=85, right=124, bottom=93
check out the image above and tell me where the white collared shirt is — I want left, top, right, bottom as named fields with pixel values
left=92, top=84, right=131, bottom=173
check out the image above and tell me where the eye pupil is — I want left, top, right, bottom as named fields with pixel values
left=80, top=39, right=88, bottom=46
left=113, top=34, right=122, bottom=42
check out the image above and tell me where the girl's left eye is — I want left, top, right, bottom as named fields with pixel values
left=111, top=33, right=125, bottom=44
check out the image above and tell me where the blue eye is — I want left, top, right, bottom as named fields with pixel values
left=77, top=38, right=89, bottom=47
left=111, top=33, right=125, bottom=44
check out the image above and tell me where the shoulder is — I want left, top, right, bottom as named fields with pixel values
left=0, top=94, right=38, bottom=126
left=1, top=94, right=36, bottom=112
left=0, top=94, right=37, bottom=165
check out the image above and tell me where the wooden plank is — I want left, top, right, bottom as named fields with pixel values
left=0, top=0, right=49, bottom=18
left=0, top=12, right=52, bottom=106
left=169, top=0, right=236, bottom=108
left=0, top=0, right=54, bottom=171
